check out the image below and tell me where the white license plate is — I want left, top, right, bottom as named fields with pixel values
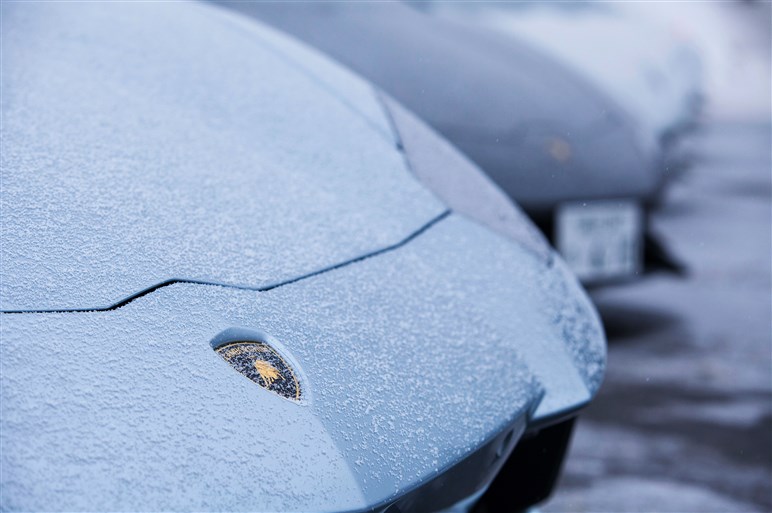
left=555, top=200, right=643, bottom=282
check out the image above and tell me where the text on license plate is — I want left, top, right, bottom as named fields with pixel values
left=555, top=200, right=643, bottom=282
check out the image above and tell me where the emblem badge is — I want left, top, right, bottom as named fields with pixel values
left=215, top=341, right=301, bottom=401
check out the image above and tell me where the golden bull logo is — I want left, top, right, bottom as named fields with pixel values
left=215, top=341, right=301, bottom=401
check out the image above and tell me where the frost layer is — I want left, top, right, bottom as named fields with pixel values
left=0, top=0, right=443, bottom=311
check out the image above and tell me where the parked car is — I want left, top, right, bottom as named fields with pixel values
left=0, top=1, right=605, bottom=512
left=217, top=0, right=683, bottom=284
left=419, top=1, right=704, bottom=152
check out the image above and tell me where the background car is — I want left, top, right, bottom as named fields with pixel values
left=417, top=1, right=704, bottom=154
left=0, top=1, right=606, bottom=511
left=215, top=0, right=682, bottom=285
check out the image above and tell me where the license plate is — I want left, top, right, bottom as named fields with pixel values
left=555, top=200, right=643, bottom=282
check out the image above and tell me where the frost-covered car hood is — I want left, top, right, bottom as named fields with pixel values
left=1, top=2, right=605, bottom=511
left=215, top=0, right=662, bottom=211
left=0, top=0, right=444, bottom=312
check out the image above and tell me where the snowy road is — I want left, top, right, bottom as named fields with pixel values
left=543, top=122, right=772, bottom=513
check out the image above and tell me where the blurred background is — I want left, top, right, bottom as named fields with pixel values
left=217, top=1, right=771, bottom=511
left=535, top=2, right=772, bottom=512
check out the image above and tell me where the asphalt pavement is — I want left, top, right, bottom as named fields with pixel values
left=542, top=121, right=772, bottom=513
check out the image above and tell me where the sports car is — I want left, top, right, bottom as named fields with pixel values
left=0, top=2, right=605, bottom=511
left=420, top=1, right=704, bottom=148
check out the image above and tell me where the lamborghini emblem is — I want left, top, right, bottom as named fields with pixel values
left=253, top=360, right=282, bottom=386
left=215, top=341, right=301, bottom=401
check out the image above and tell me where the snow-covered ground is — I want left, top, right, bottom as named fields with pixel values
left=541, top=3, right=771, bottom=511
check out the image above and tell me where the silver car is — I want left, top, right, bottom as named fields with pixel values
left=1, top=2, right=605, bottom=511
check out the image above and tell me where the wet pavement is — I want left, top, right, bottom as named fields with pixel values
left=543, top=122, right=772, bottom=513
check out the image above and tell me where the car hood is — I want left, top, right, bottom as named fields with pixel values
left=0, top=0, right=444, bottom=312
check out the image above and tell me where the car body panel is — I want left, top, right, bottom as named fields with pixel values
left=0, top=0, right=444, bottom=312
left=424, top=2, right=703, bottom=142
left=379, top=93, right=552, bottom=262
